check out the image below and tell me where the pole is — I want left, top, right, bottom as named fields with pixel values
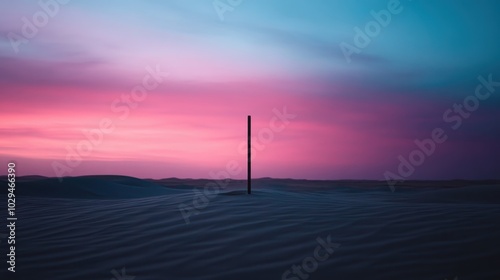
left=247, top=115, right=251, bottom=194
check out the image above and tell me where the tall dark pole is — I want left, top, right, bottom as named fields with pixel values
left=247, top=115, right=251, bottom=194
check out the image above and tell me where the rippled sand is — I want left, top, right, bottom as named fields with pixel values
left=1, top=176, right=499, bottom=279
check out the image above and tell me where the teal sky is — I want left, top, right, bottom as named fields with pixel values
left=1, top=0, right=499, bottom=179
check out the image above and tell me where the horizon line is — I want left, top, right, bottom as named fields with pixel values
left=1, top=174, right=500, bottom=182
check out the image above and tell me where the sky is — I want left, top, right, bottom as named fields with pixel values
left=1, top=0, right=499, bottom=180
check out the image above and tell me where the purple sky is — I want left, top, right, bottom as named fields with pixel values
left=1, top=0, right=499, bottom=180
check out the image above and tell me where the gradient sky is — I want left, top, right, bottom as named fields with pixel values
left=1, top=0, right=499, bottom=180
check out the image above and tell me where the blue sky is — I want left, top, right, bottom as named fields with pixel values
left=1, top=0, right=499, bottom=179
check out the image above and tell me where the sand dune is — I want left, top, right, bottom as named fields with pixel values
left=1, top=176, right=499, bottom=279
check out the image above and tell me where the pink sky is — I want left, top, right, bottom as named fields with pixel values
left=1, top=0, right=499, bottom=180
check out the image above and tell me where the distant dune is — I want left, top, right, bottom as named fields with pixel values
left=1, top=175, right=499, bottom=201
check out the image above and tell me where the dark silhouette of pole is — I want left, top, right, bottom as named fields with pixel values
left=247, top=115, right=251, bottom=194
